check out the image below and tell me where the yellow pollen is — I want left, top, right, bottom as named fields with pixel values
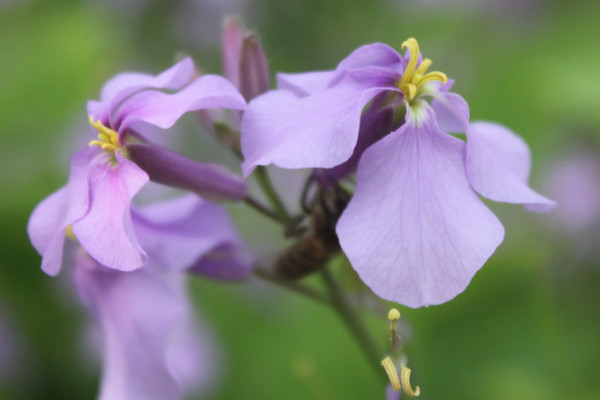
left=381, top=357, right=401, bottom=391
left=388, top=308, right=401, bottom=322
left=398, top=38, right=447, bottom=102
left=65, top=225, right=76, bottom=241
left=88, top=115, right=121, bottom=154
left=400, top=365, right=421, bottom=397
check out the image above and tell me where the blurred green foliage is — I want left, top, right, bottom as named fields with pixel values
left=1, top=0, right=599, bottom=399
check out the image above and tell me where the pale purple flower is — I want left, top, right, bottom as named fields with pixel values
left=241, top=39, right=555, bottom=307
left=541, top=148, right=600, bottom=232
left=73, top=195, right=252, bottom=400
left=28, top=58, right=247, bottom=275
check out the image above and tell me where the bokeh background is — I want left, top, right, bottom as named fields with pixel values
left=1, top=0, right=599, bottom=399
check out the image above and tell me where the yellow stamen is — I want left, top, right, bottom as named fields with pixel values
left=418, top=71, right=447, bottom=86
left=388, top=308, right=401, bottom=321
left=88, top=115, right=122, bottom=154
left=381, top=357, right=401, bottom=391
left=414, top=58, right=432, bottom=77
left=388, top=308, right=401, bottom=342
left=399, top=38, right=420, bottom=86
left=397, top=38, right=448, bottom=102
left=65, top=225, right=76, bottom=241
left=400, top=365, right=421, bottom=397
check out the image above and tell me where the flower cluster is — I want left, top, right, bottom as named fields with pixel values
left=27, top=18, right=555, bottom=399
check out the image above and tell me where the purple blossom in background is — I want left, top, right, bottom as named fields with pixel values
left=241, top=39, right=555, bottom=307
left=73, top=195, right=252, bottom=400
left=541, top=148, right=600, bottom=232
left=27, top=58, right=247, bottom=275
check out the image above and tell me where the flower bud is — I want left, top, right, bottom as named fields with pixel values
left=127, top=141, right=246, bottom=202
left=239, top=32, right=270, bottom=101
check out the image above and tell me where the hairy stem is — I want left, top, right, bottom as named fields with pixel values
left=321, top=267, right=387, bottom=383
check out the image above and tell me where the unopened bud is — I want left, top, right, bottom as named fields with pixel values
left=222, top=16, right=244, bottom=87
left=239, top=33, right=270, bottom=101
left=127, top=141, right=246, bottom=202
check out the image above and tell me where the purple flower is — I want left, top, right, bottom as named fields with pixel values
left=73, top=195, right=252, bottom=400
left=241, top=39, right=555, bottom=307
left=28, top=58, right=247, bottom=275
left=541, top=147, right=600, bottom=232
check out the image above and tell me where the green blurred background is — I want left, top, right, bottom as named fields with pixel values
left=1, top=0, right=599, bottom=399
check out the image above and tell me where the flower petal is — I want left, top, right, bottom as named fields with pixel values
left=333, top=43, right=402, bottom=80
left=465, top=122, right=556, bottom=212
left=88, top=58, right=195, bottom=125
left=127, top=142, right=246, bottom=202
left=190, top=243, right=254, bottom=281
left=315, top=105, right=394, bottom=183
left=337, top=103, right=505, bottom=308
left=240, top=82, right=387, bottom=176
left=277, top=71, right=335, bottom=96
left=430, top=91, right=470, bottom=133
left=72, top=153, right=149, bottom=271
left=28, top=147, right=97, bottom=275
left=27, top=187, right=68, bottom=258
left=114, top=74, right=246, bottom=134
left=131, top=195, right=253, bottom=280
left=73, top=252, right=210, bottom=400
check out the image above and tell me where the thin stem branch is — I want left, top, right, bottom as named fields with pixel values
left=254, top=266, right=330, bottom=305
left=243, top=196, right=282, bottom=224
left=321, top=267, right=387, bottom=383
left=254, top=166, right=292, bottom=224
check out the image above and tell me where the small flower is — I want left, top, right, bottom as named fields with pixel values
left=28, top=58, right=247, bottom=275
left=241, top=38, right=555, bottom=307
left=73, top=195, right=252, bottom=400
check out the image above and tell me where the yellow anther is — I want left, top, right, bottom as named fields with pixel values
left=381, top=357, right=401, bottom=391
left=388, top=308, right=401, bottom=322
left=414, top=58, right=432, bottom=76
left=88, top=115, right=122, bottom=154
left=419, top=71, right=447, bottom=86
left=400, top=365, right=421, bottom=397
left=400, top=38, right=420, bottom=85
left=397, top=38, right=447, bottom=102
left=65, top=225, right=76, bottom=241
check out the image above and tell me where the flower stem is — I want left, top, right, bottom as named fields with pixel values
left=244, top=196, right=282, bottom=224
left=254, top=166, right=292, bottom=224
left=254, top=266, right=330, bottom=305
left=321, top=267, right=387, bottom=383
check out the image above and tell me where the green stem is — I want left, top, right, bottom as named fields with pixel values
left=243, top=196, right=282, bottom=224
left=321, top=267, right=387, bottom=383
left=254, top=267, right=330, bottom=305
left=254, top=166, right=292, bottom=224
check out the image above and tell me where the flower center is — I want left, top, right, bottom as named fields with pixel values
left=397, top=38, right=448, bottom=103
left=88, top=116, right=122, bottom=154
